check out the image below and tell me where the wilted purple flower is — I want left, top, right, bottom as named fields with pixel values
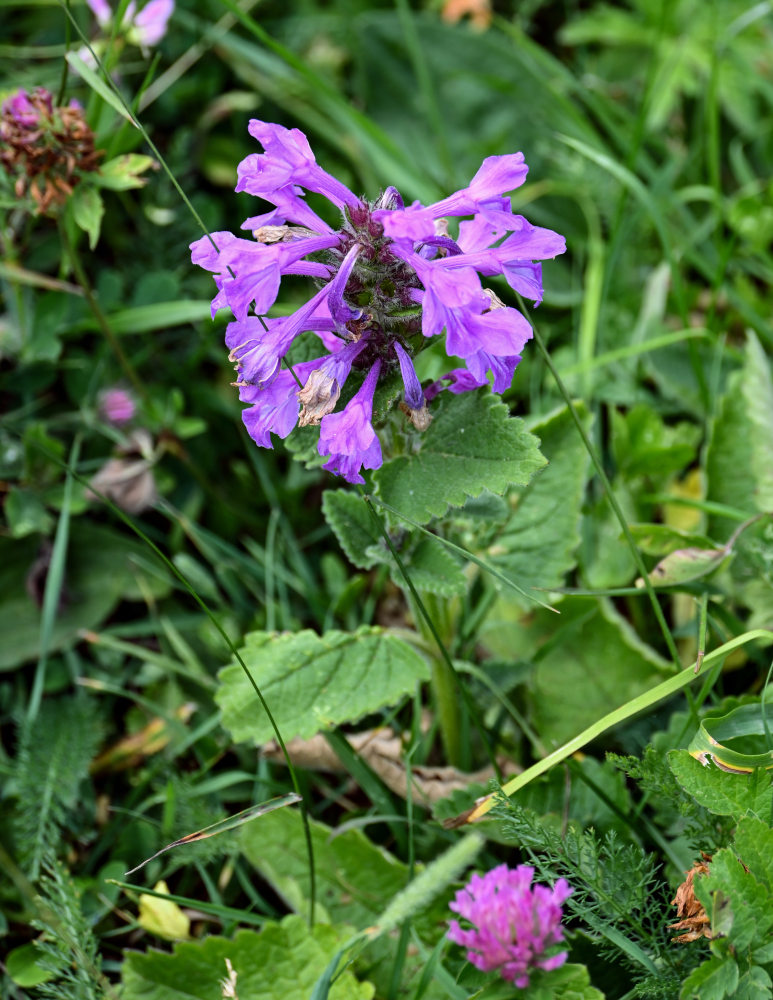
left=86, top=0, right=174, bottom=48
left=99, top=386, right=136, bottom=425
left=447, top=864, right=572, bottom=988
left=0, top=88, right=100, bottom=214
left=190, top=121, right=565, bottom=483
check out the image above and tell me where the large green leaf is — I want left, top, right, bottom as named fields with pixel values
left=668, top=750, right=773, bottom=819
left=480, top=596, right=668, bottom=746
left=0, top=521, right=171, bottom=672
left=680, top=956, right=739, bottom=1000
left=527, top=598, right=669, bottom=746
left=373, top=391, right=546, bottom=524
left=694, top=848, right=773, bottom=951
left=734, top=816, right=773, bottom=894
left=241, top=808, right=448, bottom=998
left=217, top=626, right=429, bottom=744
left=321, top=489, right=466, bottom=596
left=241, top=807, right=410, bottom=928
left=120, top=918, right=373, bottom=1000
left=491, top=404, right=591, bottom=593
left=741, top=331, right=773, bottom=512
left=706, top=332, right=773, bottom=540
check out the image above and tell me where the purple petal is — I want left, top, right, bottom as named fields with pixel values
left=239, top=358, right=319, bottom=448
left=318, top=360, right=383, bottom=484
left=393, top=342, right=423, bottom=410
left=326, top=244, right=363, bottom=327
left=423, top=154, right=528, bottom=220
left=445, top=306, right=532, bottom=360
left=86, top=0, right=112, bottom=25
left=130, top=0, right=174, bottom=45
left=242, top=119, right=361, bottom=211
left=372, top=202, right=435, bottom=243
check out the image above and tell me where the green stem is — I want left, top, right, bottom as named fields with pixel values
left=358, top=488, right=495, bottom=772
left=429, top=652, right=461, bottom=768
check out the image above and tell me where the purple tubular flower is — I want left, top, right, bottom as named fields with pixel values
left=298, top=338, right=368, bottom=426
left=393, top=342, right=424, bottom=410
left=191, top=120, right=565, bottom=481
left=448, top=864, right=572, bottom=988
left=85, top=0, right=174, bottom=47
left=129, top=0, right=174, bottom=46
left=190, top=231, right=337, bottom=321
left=239, top=359, right=320, bottom=448
left=318, top=361, right=382, bottom=484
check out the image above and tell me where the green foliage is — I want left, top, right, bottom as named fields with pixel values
left=372, top=390, right=546, bottom=524
left=496, top=797, right=676, bottom=982
left=240, top=807, right=450, bottom=996
left=121, top=917, right=374, bottom=1000
left=481, top=596, right=669, bottom=746
left=490, top=403, right=591, bottom=593
left=4, top=0, right=773, bottom=996
left=12, top=697, right=103, bottom=878
left=321, top=489, right=467, bottom=596
left=0, top=522, right=171, bottom=671
left=683, top=817, right=773, bottom=999
left=241, top=806, right=410, bottom=927
left=216, top=626, right=429, bottom=744
left=28, top=856, right=107, bottom=1000
left=668, top=750, right=773, bottom=819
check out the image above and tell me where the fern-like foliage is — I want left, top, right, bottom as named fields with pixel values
left=494, top=798, right=704, bottom=994
left=13, top=696, right=103, bottom=877
left=608, top=747, right=734, bottom=851
left=30, top=855, right=112, bottom=1000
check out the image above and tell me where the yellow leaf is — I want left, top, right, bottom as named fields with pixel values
left=664, top=469, right=704, bottom=534
left=138, top=881, right=191, bottom=941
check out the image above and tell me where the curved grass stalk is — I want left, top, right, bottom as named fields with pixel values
left=461, top=629, right=773, bottom=824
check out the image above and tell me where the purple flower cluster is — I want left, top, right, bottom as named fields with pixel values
left=447, top=864, right=572, bottom=987
left=190, top=121, right=565, bottom=483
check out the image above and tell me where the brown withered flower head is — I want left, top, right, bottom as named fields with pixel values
left=0, top=88, right=103, bottom=214
left=668, top=854, right=713, bottom=943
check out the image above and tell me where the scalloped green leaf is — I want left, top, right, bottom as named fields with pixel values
left=735, top=816, right=773, bottom=893
left=321, top=489, right=466, bottom=595
left=373, top=390, right=546, bottom=524
left=680, top=956, right=739, bottom=1000
left=400, top=536, right=466, bottom=595
left=693, top=847, right=773, bottom=951
left=491, top=403, right=591, bottom=593
left=321, top=490, right=381, bottom=570
left=668, top=750, right=773, bottom=818
left=216, top=626, right=429, bottom=744
left=120, top=918, right=373, bottom=1000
